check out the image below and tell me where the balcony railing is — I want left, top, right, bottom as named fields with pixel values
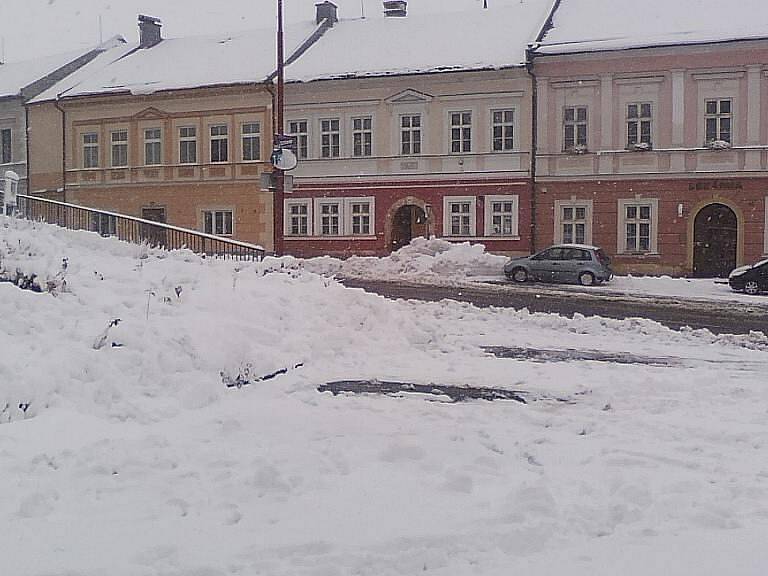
left=7, top=193, right=264, bottom=261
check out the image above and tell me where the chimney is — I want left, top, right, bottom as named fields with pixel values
left=315, top=1, right=338, bottom=25
left=138, top=14, right=162, bottom=49
left=383, top=1, right=407, bottom=17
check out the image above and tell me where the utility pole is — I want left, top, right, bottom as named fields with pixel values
left=273, top=0, right=285, bottom=256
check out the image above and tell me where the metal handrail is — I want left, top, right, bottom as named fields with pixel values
left=10, top=193, right=265, bottom=261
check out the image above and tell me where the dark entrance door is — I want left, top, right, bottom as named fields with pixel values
left=391, top=205, right=427, bottom=251
left=141, top=207, right=167, bottom=248
left=693, top=203, right=737, bottom=278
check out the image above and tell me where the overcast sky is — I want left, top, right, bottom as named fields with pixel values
left=0, top=0, right=513, bottom=62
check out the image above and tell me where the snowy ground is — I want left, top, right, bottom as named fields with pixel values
left=2, top=217, right=768, bottom=576
left=303, top=236, right=768, bottom=305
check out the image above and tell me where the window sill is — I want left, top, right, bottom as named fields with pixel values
left=284, top=235, right=377, bottom=241
left=614, top=252, right=660, bottom=258
left=443, top=236, right=521, bottom=242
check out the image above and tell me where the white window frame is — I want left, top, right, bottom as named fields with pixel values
left=351, top=116, right=373, bottom=158
left=287, top=119, right=309, bottom=159
left=202, top=208, right=234, bottom=237
left=563, top=106, right=588, bottom=150
left=617, top=198, right=659, bottom=254
left=490, top=109, right=515, bottom=152
left=320, top=118, right=341, bottom=158
left=483, top=195, right=519, bottom=237
left=241, top=122, right=261, bottom=162
left=144, top=127, right=162, bottom=166
left=449, top=111, right=472, bottom=154
left=1, top=128, right=12, bottom=164
left=284, top=199, right=313, bottom=237
left=344, top=197, right=375, bottom=236
left=764, top=196, right=768, bottom=256
left=179, top=126, right=197, bottom=164
left=110, top=129, right=128, bottom=167
left=704, top=98, right=732, bottom=144
left=626, top=102, right=653, bottom=148
left=400, top=113, right=422, bottom=156
left=443, top=196, right=477, bottom=238
left=554, top=199, right=593, bottom=245
left=82, top=132, right=99, bottom=168
left=315, top=198, right=343, bottom=236
left=210, top=124, right=229, bottom=163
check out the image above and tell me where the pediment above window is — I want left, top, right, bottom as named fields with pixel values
left=133, top=107, right=169, bottom=120
left=385, top=89, right=433, bottom=105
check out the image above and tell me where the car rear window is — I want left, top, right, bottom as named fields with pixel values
left=596, top=249, right=611, bottom=265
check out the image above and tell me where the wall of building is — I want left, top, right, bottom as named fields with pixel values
left=0, top=96, right=28, bottom=192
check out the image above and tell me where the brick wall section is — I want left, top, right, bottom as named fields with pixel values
left=536, top=177, right=767, bottom=275
left=283, top=178, right=533, bottom=258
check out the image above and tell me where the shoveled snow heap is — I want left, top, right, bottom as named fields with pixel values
left=2, top=216, right=768, bottom=576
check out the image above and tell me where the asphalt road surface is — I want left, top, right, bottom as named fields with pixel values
left=341, top=278, right=768, bottom=335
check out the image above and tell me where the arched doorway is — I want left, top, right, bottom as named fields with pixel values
left=693, top=203, right=737, bottom=278
left=390, top=204, right=427, bottom=251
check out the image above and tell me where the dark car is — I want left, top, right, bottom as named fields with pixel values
left=728, top=259, right=768, bottom=295
left=504, top=244, right=613, bottom=286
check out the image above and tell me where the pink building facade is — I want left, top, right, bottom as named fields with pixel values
left=533, top=24, right=768, bottom=276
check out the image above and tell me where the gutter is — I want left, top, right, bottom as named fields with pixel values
left=525, top=0, right=563, bottom=253
left=53, top=94, right=67, bottom=202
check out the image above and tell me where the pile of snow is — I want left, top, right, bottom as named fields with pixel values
left=3, top=216, right=768, bottom=576
left=303, top=236, right=508, bottom=281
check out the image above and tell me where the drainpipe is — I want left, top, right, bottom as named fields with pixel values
left=54, top=95, right=66, bottom=202
left=525, top=45, right=538, bottom=254
left=24, top=106, right=30, bottom=194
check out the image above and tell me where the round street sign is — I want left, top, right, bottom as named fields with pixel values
left=271, top=148, right=298, bottom=171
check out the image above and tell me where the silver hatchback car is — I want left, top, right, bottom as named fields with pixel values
left=504, top=244, right=613, bottom=286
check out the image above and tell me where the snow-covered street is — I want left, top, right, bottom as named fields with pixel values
left=2, top=217, right=768, bottom=575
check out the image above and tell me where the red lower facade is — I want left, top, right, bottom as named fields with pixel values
left=282, top=177, right=534, bottom=258
left=536, top=177, right=768, bottom=276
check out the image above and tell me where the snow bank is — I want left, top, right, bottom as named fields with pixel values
left=2, top=216, right=768, bottom=576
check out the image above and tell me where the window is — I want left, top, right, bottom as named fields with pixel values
left=450, top=111, right=472, bottom=153
left=82, top=132, right=99, bottom=168
left=484, top=195, right=518, bottom=237
left=144, top=128, right=162, bottom=165
left=288, top=120, right=309, bottom=159
left=491, top=110, right=514, bottom=152
left=627, top=103, right=652, bottom=147
left=618, top=199, right=658, bottom=254
left=286, top=201, right=310, bottom=236
left=179, top=126, right=197, bottom=164
left=318, top=201, right=341, bottom=235
left=320, top=119, right=340, bottom=158
left=91, top=213, right=117, bottom=236
left=564, top=106, right=588, bottom=150
left=350, top=201, right=371, bottom=235
left=443, top=196, right=476, bottom=237
left=352, top=117, right=373, bottom=157
left=203, top=209, right=233, bottom=236
left=210, top=125, right=229, bottom=163
left=241, top=122, right=260, bottom=161
left=1, top=129, right=11, bottom=164
left=400, top=114, right=421, bottom=155
left=705, top=99, right=732, bottom=144
left=110, top=130, right=128, bottom=167
left=555, top=200, right=593, bottom=245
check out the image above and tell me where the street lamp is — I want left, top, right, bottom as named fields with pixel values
left=273, top=0, right=286, bottom=256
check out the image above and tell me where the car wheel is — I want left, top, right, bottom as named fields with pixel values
left=511, top=268, right=528, bottom=283
left=578, top=271, right=595, bottom=286
left=744, top=280, right=760, bottom=295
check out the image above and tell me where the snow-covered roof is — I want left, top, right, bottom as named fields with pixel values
left=286, top=2, right=555, bottom=81
left=47, top=22, right=319, bottom=99
left=0, top=49, right=86, bottom=99
left=537, top=0, right=768, bottom=55
left=37, top=1, right=553, bottom=100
